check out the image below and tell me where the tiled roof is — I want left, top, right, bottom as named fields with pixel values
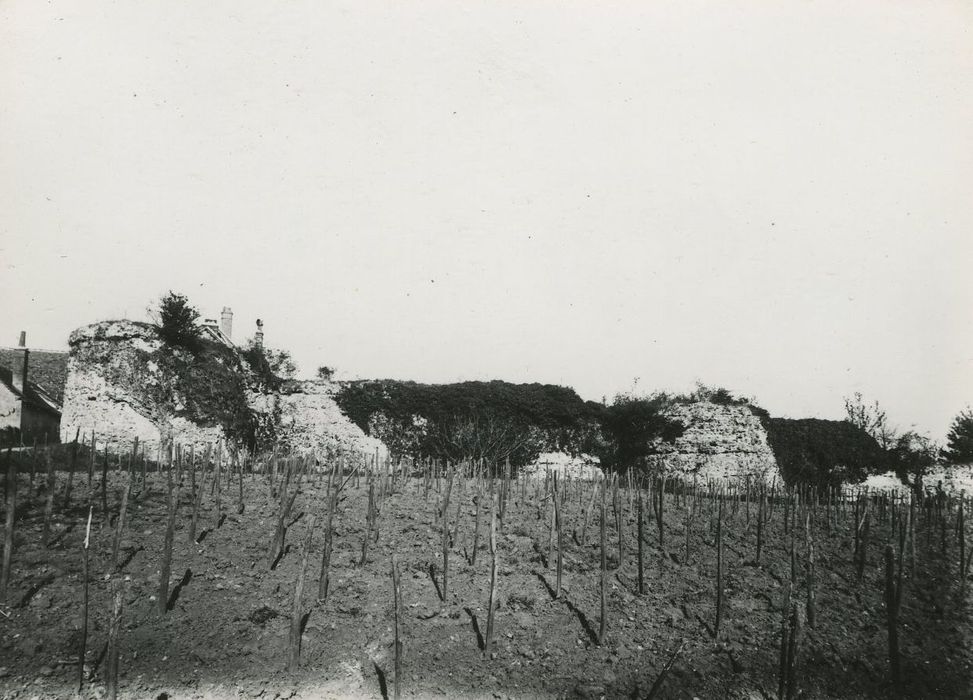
left=0, top=348, right=69, bottom=404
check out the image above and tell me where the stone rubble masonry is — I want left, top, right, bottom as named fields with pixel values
left=249, top=381, right=387, bottom=464
left=60, top=320, right=385, bottom=461
left=647, top=401, right=781, bottom=483
left=60, top=320, right=225, bottom=455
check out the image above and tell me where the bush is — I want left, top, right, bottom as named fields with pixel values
left=146, top=338, right=257, bottom=449
left=762, top=417, right=890, bottom=488
left=595, top=393, right=684, bottom=473
left=335, top=379, right=604, bottom=468
left=154, top=291, right=202, bottom=352
left=241, top=339, right=296, bottom=390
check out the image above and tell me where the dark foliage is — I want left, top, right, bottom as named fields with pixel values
left=336, top=380, right=684, bottom=471
left=154, top=292, right=203, bottom=352
left=762, top=417, right=890, bottom=487
left=241, top=339, right=296, bottom=391
left=942, top=408, right=973, bottom=465
left=335, top=380, right=604, bottom=468
left=147, top=339, right=257, bottom=449
left=890, top=431, right=940, bottom=491
left=596, top=394, right=685, bottom=473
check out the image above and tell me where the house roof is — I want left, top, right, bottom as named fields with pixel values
left=0, top=348, right=69, bottom=404
left=0, top=366, right=62, bottom=416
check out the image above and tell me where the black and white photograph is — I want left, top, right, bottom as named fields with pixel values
left=1, top=1, right=971, bottom=698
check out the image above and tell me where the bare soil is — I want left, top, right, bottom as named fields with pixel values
left=1, top=460, right=971, bottom=699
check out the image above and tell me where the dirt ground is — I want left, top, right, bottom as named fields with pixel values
left=1, top=458, right=971, bottom=699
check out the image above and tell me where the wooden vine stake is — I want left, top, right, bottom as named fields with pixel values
left=78, top=506, right=92, bottom=694
left=157, top=483, right=179, bottom=615
left=439, top=467, right=454, bottom=599
left=287, top=514, right=316, bottom=672
left=613, top=475, right=624, bottom=570
left=713, top=493, right=724, bottom=638
left=777, top=601, right=802, bottom=700
left=484, top=493, right=499, bottom=658
left=554, top=473, right=563, bottom=598
left=318, top=478, right=338, bottom=601
left=391, top=553, right=403, bottom=700
left=65, top=428, right=80, bottom=508
left=42, top=448, right=55, bottom=546
left=637, top=485, right=645, bottom=595
left=805, top=511, right=816, bottom=628
left=884, top=544, right=903, bottom=692
left=110, top=476, right=132, bottom=573
left=1, top=447, right=16, bottom=601
left=599, top=478, right=608, bottom=645
left=106, top=577, right=125, bottom=700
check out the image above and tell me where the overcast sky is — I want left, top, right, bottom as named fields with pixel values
left=2, top=1, right=971, bottom=440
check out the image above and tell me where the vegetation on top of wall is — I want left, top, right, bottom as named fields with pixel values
left=761, top=417, right=890, bottom=487
left=596, top=392, right=685, bottom=474
left=336, top=379, right=604, bottom=468
left=241, top=337, right=297, bottom=391
left=667, top=383, right=770, bottom=418
left=148, top=338, right=257, bottom=449
left=153, top=291, right=204, bottom=353
left=335, top=380, right=685, bottom=472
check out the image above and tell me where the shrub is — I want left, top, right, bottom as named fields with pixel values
left=762, top=417, right=890, bottom=487
left=154, top=292, right=202, bottom=352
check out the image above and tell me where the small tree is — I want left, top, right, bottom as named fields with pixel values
left=154, top=291, right=202, bottom=352
left=242, top=338, right=297, bottom=388
left=943, top=408, right=973, bottom=465
left=316, top=366, right=336, bottom=381
left=891, top=431, right=940, bottom=493
left=844, top=392, right=897, bottom=449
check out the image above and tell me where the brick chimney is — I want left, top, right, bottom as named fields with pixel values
left=220, top=306, right=233, bottom=341
left=11, top=331, right=28, bottom=394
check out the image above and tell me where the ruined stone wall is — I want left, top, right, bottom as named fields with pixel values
left=60, top=320, right=384, bottom=460
left=647, top=401, right=780, bottom=483
left=249, top=381, right=387, bottom=464
left=60, top=321, right=225, bottom=454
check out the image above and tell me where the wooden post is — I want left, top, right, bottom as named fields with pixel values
left=65, top=428, right=80, bottom=508
left=554, top=473, right=563, bottom=598
left=392, top=553, right=403, bottom=700
left=637, top=485, right=645, bottom=594
left=100, top=442, right=109, bottom=526
left=78, top=507, right=92, bottom=694
left=805, top=512, right=816, bottom=628
left=318, top=483, right=337, bottom=601
left=599, top=479, right=608, bottom=645
left=885, top=545, right=902, bottom=690
left=287, top=515, right=315, bottom=671
left=613, top=474, right=624, bottom=570
left=106, top=577, right=124, bottom=700
left=1, top=447, right=16, bottom=601
left=714, top=494, right=724, bottom=638
left=41, top=448, right=56, bottom=546
left=110, top=476, right=131, bottom=573
left=440, top=468, right=453, bottom=600
left=484, top=494, right=499, bottom=658
left=472, top=480, right=482, bottom=566
left=157, top=483, right=179, bottom=615
left=580, top=477, right=599, bottom=546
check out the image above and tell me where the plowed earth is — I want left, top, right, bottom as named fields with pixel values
left=1, top=460, right=971, bottom=699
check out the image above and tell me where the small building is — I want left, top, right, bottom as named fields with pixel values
left=198, top=306, right=235, bottom=347
left=0, top=332, right=63, bottom=445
